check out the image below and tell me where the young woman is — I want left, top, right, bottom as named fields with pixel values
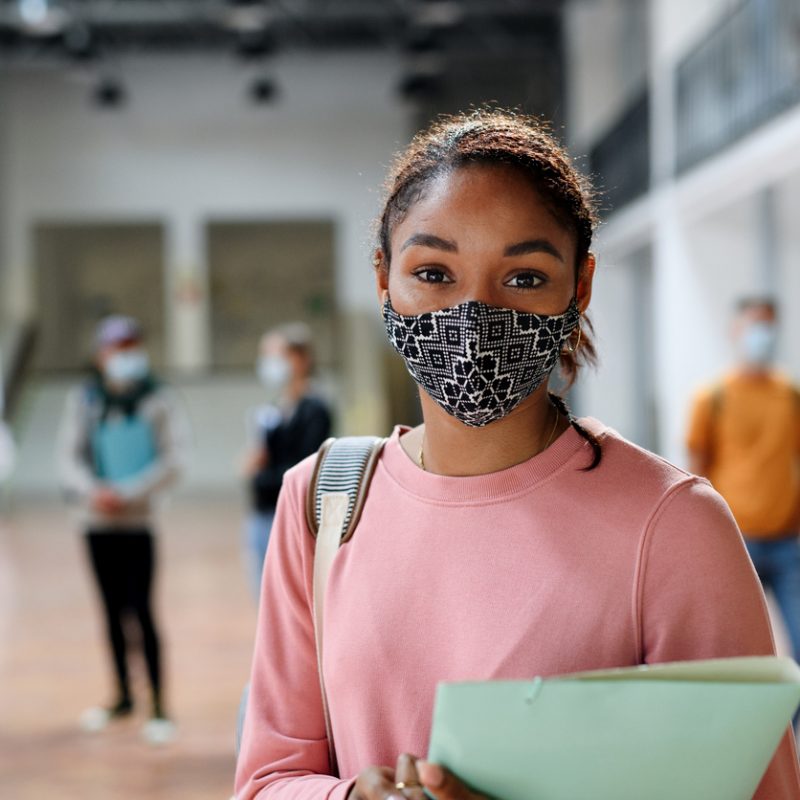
left=235, top=111, right=800, bottom=799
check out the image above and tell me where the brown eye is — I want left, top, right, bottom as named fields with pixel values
left=414, top=268, right=453, bottom=284
left=505, top=272, right=544, bottom=290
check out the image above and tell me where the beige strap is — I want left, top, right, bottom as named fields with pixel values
left=312, top=492, right=349, bottom=777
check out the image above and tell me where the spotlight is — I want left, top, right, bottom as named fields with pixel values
left=222, top=1, right=274, bottom=35
left=398, top=58, right=445, bottom=103
left=236, top=29, right=277, bottom=60
left=403, top=26, right=445, bottom=56
left=63, top=22, right=96, bottom=61
left=410, top=1, right=464, bottom=30
left=249, top=76, right=279, bottom=105
left=93, top=78, right=127, bottom=109
left=17, top=0, right=70, bottom=36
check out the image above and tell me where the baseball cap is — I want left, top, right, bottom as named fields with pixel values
left=95, top=315, right=143, bottom=349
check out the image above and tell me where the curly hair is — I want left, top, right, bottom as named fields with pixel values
left=376, top=109, right=602, bottom=468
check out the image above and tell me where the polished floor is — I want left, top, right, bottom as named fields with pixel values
left=0, top=492, right=257, bottom=800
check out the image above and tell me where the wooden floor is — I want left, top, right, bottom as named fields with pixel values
left=0, top=493, right=257, bottom=800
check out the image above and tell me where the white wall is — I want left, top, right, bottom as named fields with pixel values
left=650, top=0, right=737, bottom=64
left=577, top=254, right=639, bottom=439
left=565, top=0, right=649, bottom=148
left=776, top=172, right=800, bottom=371
left=0, top=52, right=411, bottom=432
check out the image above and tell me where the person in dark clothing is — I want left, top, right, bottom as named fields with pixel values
left=242, top=322, right=331, bottom=597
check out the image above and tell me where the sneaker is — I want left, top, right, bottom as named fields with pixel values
left=142, top=716, right=176, bottom=746
left=79, top=706, right=112, bottom=733
left=79, top=698, right=133, bottom=732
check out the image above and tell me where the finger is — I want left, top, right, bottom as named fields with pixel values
left=417, top=761, right=484, bottom=800
left=394, top=753, right=426, bottom=800
left=356, top=765, right=406, bottom=800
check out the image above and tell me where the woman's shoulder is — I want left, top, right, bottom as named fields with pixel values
left=580, top=417, right=702, bottom=497
left=282, top=449, right=320, bottom=492
left=580, top=418, right=733, bottom=541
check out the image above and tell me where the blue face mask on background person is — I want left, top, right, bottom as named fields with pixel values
left=741, top=322, right=777, bottom=367
left=257, top=355, right=292, bottom=391
left=383, top=296, right=580, bottom=427
left=104, top=349, right=150, bottom=385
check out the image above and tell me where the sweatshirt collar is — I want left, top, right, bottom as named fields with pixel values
left=379, top=418, right=605, bottom=504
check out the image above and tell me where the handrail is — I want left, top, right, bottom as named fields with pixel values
left=676, top=0, right=800, bottom=173
left=0, top=321, right=37, bottom=420
left=587, top=87, right=651, bottom=216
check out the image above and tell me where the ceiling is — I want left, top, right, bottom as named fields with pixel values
left=0, top=0, right=566, bottom=59
left=0, top=1, right=578, bottom=118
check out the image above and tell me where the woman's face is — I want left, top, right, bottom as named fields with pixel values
left=378, top=163, right=594, bottom=316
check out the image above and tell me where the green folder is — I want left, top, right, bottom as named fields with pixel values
left=427, top=656, right=800, bottom=800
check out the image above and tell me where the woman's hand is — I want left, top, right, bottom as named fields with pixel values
left=347, top=754, right=489, bottom=800
left=92, top=486, right=126, bottom=515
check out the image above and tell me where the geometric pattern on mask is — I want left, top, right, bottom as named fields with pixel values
left=384, top=297, right=580, bottom=427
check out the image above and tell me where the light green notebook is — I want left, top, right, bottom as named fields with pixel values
left=427, top=656, right=800, bottom=800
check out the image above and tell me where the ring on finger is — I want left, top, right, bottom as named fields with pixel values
left=395, top=781, right=423, bottom=790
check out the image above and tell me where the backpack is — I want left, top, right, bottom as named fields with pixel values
left=84, top=382, right=159, bottom=483
left=306, top=435, right=387, bottom=775
left=235, top=436, right=386, bottom=768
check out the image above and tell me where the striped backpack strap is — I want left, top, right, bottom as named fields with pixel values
left=305, top=435, right=387, bottom=543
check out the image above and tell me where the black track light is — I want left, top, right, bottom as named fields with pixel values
left=93, top=78, right=126, bottom=109
left=249, top=76, right=279, bottom=104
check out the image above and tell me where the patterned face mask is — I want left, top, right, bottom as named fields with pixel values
left=383, top=296, right=580, bottom=427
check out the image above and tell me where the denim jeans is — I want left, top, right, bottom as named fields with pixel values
left=744, top=535, right=800, bottom=658
left=244, top=509, right=276, bottom=600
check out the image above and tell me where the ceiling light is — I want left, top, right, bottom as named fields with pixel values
left=63, top=22, right=96, bottom=61
left=93, top=78, right=127, bottom=110
left=17, top=0, right=70, bottom=36
left=398, top=59, right=445, bottom=104
left=221, top=2, right=274, bottom=35
left=249, top=76, right=279, bottom=105
left=236, top=29, right=277, bottom=60
left=411, top=1, right=464, bottom=30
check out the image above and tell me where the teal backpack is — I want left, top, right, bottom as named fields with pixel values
left=85, top=381, right=159, bottom=483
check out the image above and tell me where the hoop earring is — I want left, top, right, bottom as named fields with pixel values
left=564, top=321, right=582, bottom=354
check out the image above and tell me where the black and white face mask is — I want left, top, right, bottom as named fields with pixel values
left=383, top=296, right=580, bottom=427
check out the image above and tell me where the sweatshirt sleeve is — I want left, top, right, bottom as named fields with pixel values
left=637, top=477, right=800, bottom=799
left=234, top=458, right=354, bottom=800
left=57, top=386, right=99, bottom=499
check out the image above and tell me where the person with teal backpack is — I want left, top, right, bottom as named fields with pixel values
left=58, top=315, right=189, bottom=745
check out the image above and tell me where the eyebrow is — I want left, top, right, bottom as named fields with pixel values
left=399, top=233, right=565, bottom=262
left=399, top=233, right=458, bottom=253
left=504, top=239, right=564, bottom=261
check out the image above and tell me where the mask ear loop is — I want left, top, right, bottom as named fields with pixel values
left=563, top=318, right=582, bottom=354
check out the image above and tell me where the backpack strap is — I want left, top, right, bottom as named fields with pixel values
left=306, top=435, right=387, bottom=543
left=307, top=435, right=386, bottom=777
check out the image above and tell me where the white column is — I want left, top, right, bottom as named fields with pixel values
left=165, top=215, right=210, bottom=374
left=334, top=215, right=390, bottom=436
left=755, top=186, right=778, bottom=296
left=649, top=0, right=686, bottom=465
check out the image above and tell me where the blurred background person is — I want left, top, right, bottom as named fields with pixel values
left=241, top=323, right=331, bottom=598
left=58, top=315, right=189, bottom=745
left=0, top=348, right=16, bottom=489
left=687, top=298, right=800, bottom=694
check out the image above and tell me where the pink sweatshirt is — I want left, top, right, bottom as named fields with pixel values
left=235, top=419, right=800, bottom=799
